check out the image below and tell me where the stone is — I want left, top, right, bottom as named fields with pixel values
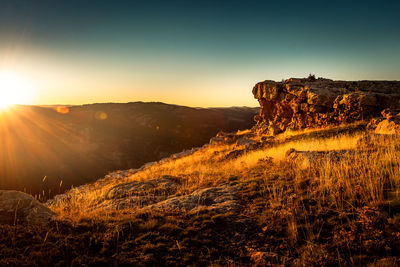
left=267, top=122, right=280, bottom=136
left=235, top=137, right=260, bottom=149
left=105, top=176, right=180, bottom=200
left=224, top=149, right=246, bottom=160
left=0, top=190, right=55, bottom=225
left=252, top=77, right=400, bottom=134
left=375, top=119, right=400, bottom=135
left=83, top=176, right=182, bottom=211
left=372, top=108, right=400, bottom=135
left=144, top=185, right=241, bottom=213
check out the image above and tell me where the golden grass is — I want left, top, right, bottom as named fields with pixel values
left=229, top=131, right=364, bottom=168
left=49, top=125, right=400, bottom=225
left=314, top=146, right=400, bottom=207
left=45, top=125, right=400, bottom=265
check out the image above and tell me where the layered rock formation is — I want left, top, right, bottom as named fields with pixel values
left=252, top=77, right=400, bottom=134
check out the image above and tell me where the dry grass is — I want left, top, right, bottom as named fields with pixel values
left=44, top=125, right=400, bottom=265
left=314, top=144, right=400, bottom=207
left=50, top=126, right=400, bottom=223
left=227, top=131, right=364, bottom=170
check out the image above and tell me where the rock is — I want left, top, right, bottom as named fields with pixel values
left=252, top=77, right=400, bottom=134
left=106, top=176, right=180, bottom=200
left=211, top=134, right=236, bottom=145
left=381, top=108, right=400, bottom=120
left=223, top=149, right=246, bottom=160
left=267, top=122, right=280, bottom=136
left=0, top=190, right=55, bottom=225
left=144, top=185, right=241, bottom=213
left=367, top=117, right=385, bottom=131
left=170, top=148, right=200, bottom=159
left=235, top=137, right=260, bottom=149
left=52, top=183, right=241, bottom=214
left=86, top=176, right=182, bottom=211
left=209, top=136, right=225, bottom=145
left=373, top=110, right=400, bottom=135
left=260, top=135, right=274, bottom=142
left=375, top=119, right=400, bottom=135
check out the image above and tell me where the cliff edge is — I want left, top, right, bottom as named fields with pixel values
left=252, top=76, right=400, bottom=134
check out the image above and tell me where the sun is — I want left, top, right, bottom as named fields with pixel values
left=0, top=71, right=36, bottom=109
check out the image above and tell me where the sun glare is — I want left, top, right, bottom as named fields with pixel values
left=0, top=71, right=35, bottom=109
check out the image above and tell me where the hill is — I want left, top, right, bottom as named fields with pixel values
left=0, top=102, right=258, bottom=197
left=2, top=78, right=400, bottom=265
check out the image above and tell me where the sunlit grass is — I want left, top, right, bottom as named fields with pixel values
left=228, top=131, right=364, bottom=168
left=48, top=124, right=400, bottom=230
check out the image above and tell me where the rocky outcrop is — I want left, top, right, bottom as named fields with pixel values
left=50, top=177, right=241, bottom=214
left=253, top=77, right=400, bottom=134
left=145, top=185, right=241, bottom=213
left=96, top=176, right=182, bottom=210
left=105, top=176, right=181, bottom=200
left=0, top=191, right=55, bottom=225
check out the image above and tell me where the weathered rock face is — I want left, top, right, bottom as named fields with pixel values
left=145, top=185, right=241, bottom=213
left=95, top=176, right=182, bottom=211
left=50, top=176, right=241, bottom=215
left=0, top=191, right=55, bottom=225
left=253, top=77, right=400, bottom=134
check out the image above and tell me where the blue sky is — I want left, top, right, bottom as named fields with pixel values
left=0, top=0, right=399, bottom=106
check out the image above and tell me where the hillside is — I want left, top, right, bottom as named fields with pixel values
left=0, top=102, right=258, bottom=197
left=2, top=78, right=400, bottom=266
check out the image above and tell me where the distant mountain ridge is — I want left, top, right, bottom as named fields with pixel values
left=0, top=102, right=258, bottom=197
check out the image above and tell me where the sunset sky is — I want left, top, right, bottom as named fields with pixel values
left=0, top=0, right=399, bottom=107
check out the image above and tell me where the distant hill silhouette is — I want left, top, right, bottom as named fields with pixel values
left=0, top=102, right=258, bottom=197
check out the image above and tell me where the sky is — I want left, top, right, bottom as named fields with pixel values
left=0, top=0, right=399, bottom=107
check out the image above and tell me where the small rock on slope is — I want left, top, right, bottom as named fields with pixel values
left=0, top=190, right=55, bottom=225
left=144, top=185, right=241, bottom=213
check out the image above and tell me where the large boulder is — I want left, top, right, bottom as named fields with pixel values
left=375, top=119, right=400, bottom=135
left=0, top=190, right=55, bottom=225
left=252, top=77, right=400, bottom=135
